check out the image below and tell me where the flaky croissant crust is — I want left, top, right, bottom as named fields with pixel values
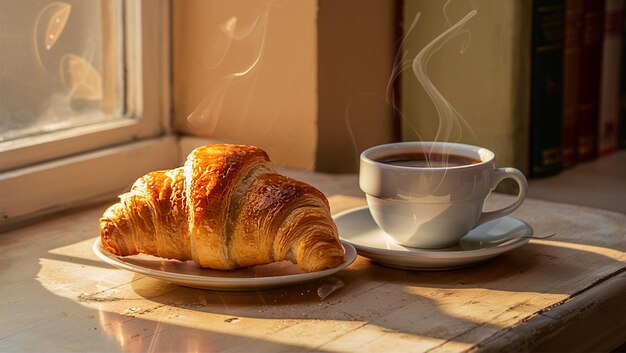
left=100, top=144, right=344, bottom=272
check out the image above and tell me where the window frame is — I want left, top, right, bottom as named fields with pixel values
left=0, top=0, right=170, bottom=172
left=0, top=0, right=176, bottom=231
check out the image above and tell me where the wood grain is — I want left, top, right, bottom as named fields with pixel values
left=0, top=137, right=178, bottom=231
left=0, top=176, right=624, bottom=352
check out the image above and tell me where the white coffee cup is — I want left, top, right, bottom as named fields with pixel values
left=359, top=141, right=528, bottom=248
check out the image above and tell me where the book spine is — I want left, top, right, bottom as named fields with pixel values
left=598, top=0, right=625, bottom=155
left=576, top=0, right=604, bottom=161
left=620, top=6, right=626, bottom=149
left=530, top=0, right=566, bottom=177
left=562, top=0, right=584, bottom=167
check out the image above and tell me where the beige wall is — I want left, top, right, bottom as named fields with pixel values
left=401, top=0, right=531, bottom=173
left=173, top=0, right=318, bottom=170
left=172, top=1, right=533, bottom=174
left=316, top=0, right=398, bottom=173
left=173, top=0, right=398, bottom=172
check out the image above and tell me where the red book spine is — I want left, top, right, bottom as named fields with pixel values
left=562, top=0, right=584, bottom=168
left=620, top=8, right=626, bottom=149
left=576, top=0, right=604, bottom=161
left=598, top=0, right=625, bottom=155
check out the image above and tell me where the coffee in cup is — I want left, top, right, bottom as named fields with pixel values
left=359, top=141, right=528, bottom=248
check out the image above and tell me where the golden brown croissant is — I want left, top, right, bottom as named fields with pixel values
left=99, top=144, right=344, bottom=272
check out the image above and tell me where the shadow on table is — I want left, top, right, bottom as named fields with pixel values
left=14, top=201, right=624, bottom=352
left=127, top=239, right=625, bottom=350
left=2, top=207, right=340, bottom=353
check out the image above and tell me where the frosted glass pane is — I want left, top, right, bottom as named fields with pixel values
left=0, top=0, right=125, bottom=142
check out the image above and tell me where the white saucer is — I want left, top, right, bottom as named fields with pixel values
left=93, top=239, right=356, bottom=291
left=334, top=206, right=532, bottom=270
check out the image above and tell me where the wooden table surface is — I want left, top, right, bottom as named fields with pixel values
left=1, top=172, right=625, bottom=352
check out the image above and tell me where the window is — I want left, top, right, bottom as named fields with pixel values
left=0, top=0, right=176, bottom=230
left=0, top=0, right=126, bottom=143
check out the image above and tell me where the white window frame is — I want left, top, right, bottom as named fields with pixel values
left=0, top=0, right=178, bottom=230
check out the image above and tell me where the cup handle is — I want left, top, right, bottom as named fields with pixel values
left=476, top=167, right=528, bottom=226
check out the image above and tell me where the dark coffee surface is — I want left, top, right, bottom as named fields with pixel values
left=375, top=152, right=480, bottom=167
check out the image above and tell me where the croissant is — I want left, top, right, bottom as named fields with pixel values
left=99, top=144, right=345, bottom=273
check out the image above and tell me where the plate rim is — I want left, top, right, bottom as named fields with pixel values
left=93, top=238, right=357, bottom=288
left=333, top=205, right=532, bottom=259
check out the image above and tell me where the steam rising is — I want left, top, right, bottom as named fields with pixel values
left=378, top=1, right=479, bottom=171
left=411, top=8, right=478, bottom=155
left=342, top=2, right=480, bottom=171
left=187, top=6, right=271, bottom=135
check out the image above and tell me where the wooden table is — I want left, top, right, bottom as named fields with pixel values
left=1, top=172, right=625, bottom=352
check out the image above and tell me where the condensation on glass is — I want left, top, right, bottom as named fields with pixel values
left=0, top=0, right=127, bottom=142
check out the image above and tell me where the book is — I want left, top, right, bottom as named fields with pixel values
left=576, top=0, right=604, bottom=161
left=561, top=0, right=584, bottom=168
left=529, top=0, right=566, bottom=177
left=617, top=6, right=626, bottom=149
left=598, top=0, right=625, bottom=155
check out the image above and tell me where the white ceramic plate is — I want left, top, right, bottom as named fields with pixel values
left=334, top=206, right=532, bottom=271
left=93, top=239, right=356, bottom=291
